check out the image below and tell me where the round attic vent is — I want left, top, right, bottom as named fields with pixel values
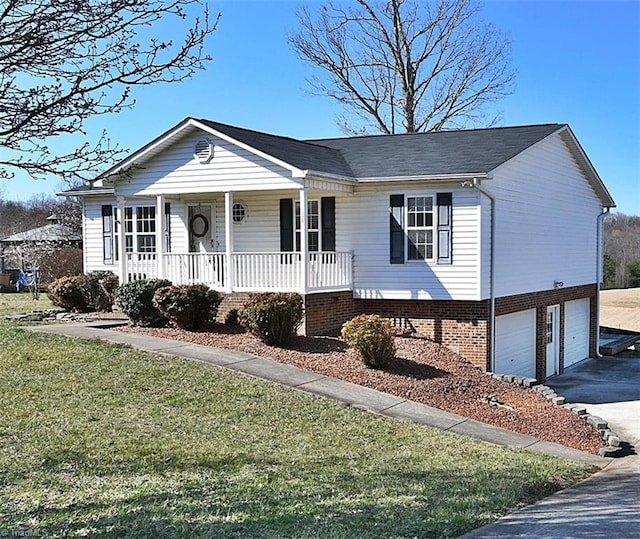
left=194, top=139, right=214, bottom=163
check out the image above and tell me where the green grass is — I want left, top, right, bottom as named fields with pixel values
left=0, top=292, right=54, bottom=316
left=0, top=322, right=595, bottom=538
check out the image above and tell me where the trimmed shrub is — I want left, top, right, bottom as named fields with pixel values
left=152, top=285, right=222, bottom=330
left=238, top=292, right=304, bottom=345
left=47, top=275, right=87, bottom=312
left=115, top=279, right=172, bottom=327
left=341, top=314, right=396, bottom=369
left=47, top=271, right=119, bottom=313
left=80, top=271, right=119, bottom=312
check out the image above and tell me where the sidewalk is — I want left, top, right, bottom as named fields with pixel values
left=26, top=322, right=640, bottom=538
left=27, top=321, right=610, bottom=468
left=459, top=454, right=639, bottom=538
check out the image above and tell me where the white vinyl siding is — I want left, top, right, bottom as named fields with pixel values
left=114, top=131, right=301, bottom=197
left=486, top=133, right=603, bottom=298
left=564, top=298, right=590, bottom=368
left=494, top=309, right=536, bottom=377
left=338, top=184, right=481, bottom=301
left=84, top=198, right=120, bottom=272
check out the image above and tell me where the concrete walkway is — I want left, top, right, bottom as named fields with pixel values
left=27, top=321, right=610, bottom=468
left=26, top=322, right=640, bottom=538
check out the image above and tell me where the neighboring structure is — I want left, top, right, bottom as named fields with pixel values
left=0, top=215, right=82, bottom=273
left=62, top=118, right=615, bottom=380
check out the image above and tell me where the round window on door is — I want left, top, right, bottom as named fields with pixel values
left=189, top=213, right=209, bottom=237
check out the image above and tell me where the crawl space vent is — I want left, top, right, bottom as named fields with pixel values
left=194, top=140, right=214, bottom=163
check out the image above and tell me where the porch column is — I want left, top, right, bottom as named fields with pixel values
left=155, top=195, right=165, bottom=279
left=299, top=188, right=308, bottom=294
left=118, top=196, right=127, bottom=284
left=225, top=191, right=234, bottom=293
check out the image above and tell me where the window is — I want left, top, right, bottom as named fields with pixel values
left=111, top=205, right=157, bottom=260
left=406, top=196, right=434, bottom=260
left=295, top=199, right=320, bottom=252
left=232, top=202, right=247, bottom=223
left=389, top=193, right=452, bottom=264
left=136, top=206, right=156, bottom=252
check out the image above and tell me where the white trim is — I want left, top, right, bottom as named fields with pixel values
left=156, top=195, right=165, bottom=278
left=192, top=119, right=306, bottom=178
left=356, top=173, right=491, bottom=183
left=225, top=192, right=234, bottom=293
left=299, top=189, right=308, bottom=294
left=99, top=119, right=194, bottom=180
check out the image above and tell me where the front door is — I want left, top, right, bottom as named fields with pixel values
left=187, top=204, right=215, bottom=283
left=188, top=204, right=214, bottom=253
left=546, top=305, right=560, bottom=378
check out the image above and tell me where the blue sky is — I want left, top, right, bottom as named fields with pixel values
left=3, top=0, right=639, bottom=215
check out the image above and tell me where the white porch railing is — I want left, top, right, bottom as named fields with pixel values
left=164, top=253, right=225, bottom=288
left=124, top=251, right=353, bottom=293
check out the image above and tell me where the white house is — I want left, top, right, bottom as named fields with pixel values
left=62, top=118, right=615, bottom=380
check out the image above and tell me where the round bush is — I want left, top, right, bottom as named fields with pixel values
left=153, top=285, right=222, bottom=330
left=47, top=271, right=119, bottom=313
left=238, top=292, right=304, bottom=346
left=341, top=314, right=396, bottom=369
left=47, top=275, right=87, bottom=312
left=80, top=271, right=119, bottom=312
left=115, top=279, right=172, bottom=327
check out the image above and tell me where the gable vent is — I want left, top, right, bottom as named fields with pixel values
left=193, top=139, right=214, bottom=163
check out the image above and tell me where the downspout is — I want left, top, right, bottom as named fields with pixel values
left=465, top=178, right=496, bottom=371
left=596, top=207, right=611, bottom=357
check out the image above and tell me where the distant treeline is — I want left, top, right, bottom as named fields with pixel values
left=603, top=213, right=640, bottom=289
left=0, top=194, right=81, bottom=238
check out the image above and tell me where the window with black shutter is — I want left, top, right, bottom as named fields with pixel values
left=102, top=205, right=114, bottom=264
left=389, top=194, right=405, bottom=264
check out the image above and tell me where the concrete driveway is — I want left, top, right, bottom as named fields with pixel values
left=546, top=352, right=640, bottom=447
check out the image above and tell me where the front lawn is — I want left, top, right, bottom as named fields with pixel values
left=0, top=292, right=54, bottom=316
left=0, top=323, right=595, bottom=538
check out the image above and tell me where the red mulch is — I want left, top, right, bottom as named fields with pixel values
left=118, top=324, right=604, bottom=454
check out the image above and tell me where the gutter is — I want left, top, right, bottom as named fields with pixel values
left=358, top=172, right=491, bottom=183
left=596, top=207, right=611, bottom=357
left=465, top=178, right=496, bottom=370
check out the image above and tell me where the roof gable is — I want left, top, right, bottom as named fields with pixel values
left=88, top=117, right=613, bottom=208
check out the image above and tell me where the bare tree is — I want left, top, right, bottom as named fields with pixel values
left=289, top=0, right=514, bottom=134
left=0, top=0, right=219, bottom=184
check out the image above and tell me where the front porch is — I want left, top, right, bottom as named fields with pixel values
left=125, top=250, right=353, bottom=293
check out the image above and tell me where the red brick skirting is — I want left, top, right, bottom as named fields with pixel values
left=304, top=283, right=598, bottom=378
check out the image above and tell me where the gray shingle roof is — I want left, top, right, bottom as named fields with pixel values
left=308, top=124, right=564, bottom=178
left=0, top=224, right=81, bottom=243
left=200, top=120, right=563, bottom=179
left=198, top=119, right=355, bottom=178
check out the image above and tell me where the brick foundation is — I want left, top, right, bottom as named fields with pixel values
left=216, top=292, right=253, bottom=324
left=494, top=284, right=597, bottom=380
left=303, top=283, right=598, bottom=379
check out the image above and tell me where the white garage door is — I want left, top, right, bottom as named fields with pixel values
left=494, top=309, right=536, bottom=378
left=564, top=298, right=590, bottom=368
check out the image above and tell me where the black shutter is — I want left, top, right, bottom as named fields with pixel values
left=280, top=198, right=294, bottom=252
left=101, top=205, right=114, bottom=264
left=321, top=197, right=335, bottom=251
left=437, top=192, right=452, bottom=264
left=164, top=202, right=171, bottom=252
left=389, top=194, right=404, bottom=264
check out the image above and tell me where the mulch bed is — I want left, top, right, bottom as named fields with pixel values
left=118, top=323, right=604, bottom=454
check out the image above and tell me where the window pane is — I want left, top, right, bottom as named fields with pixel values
left=308, top=231, right=319, bottom=252
left=137, top=235, right=156, bottom=253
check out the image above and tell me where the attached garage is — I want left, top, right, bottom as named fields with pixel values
left=494, top=309, right=536, bottom=378
left=564, top=298, right=590, bottom=368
